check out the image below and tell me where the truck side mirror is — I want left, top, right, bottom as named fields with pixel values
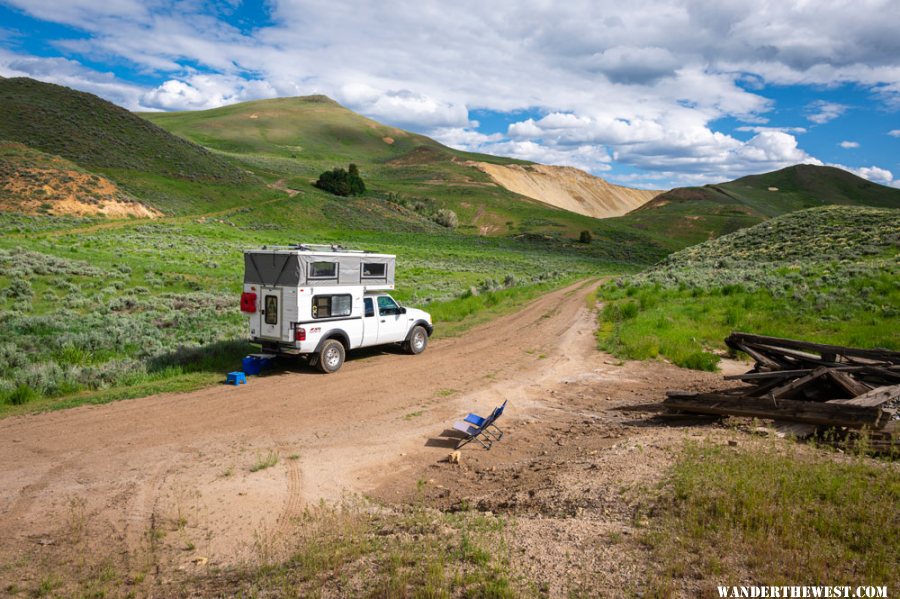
left=400, top=307, right=407, bottom=314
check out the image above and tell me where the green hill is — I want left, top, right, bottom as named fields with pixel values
left=0, top=77, right=248, bottom=183
left=597, top=205, right=900, bottom=370
left=141, top=94, right=638, bottom=238
left=621, top=164, right=900, bottom=245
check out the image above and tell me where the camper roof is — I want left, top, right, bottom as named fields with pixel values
left=244, top=243, right=394, bottom=259
left=243, top=244, right=396, bottom=288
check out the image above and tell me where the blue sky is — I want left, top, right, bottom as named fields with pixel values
left=1, top=0, right=898, bottom=189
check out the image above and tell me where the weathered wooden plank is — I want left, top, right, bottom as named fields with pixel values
left=723, top=366, right=896, bottom=381
left=827, top=370, right=872, bottom=397
left=829, top=384, right=900, bottom=408
left=730, top=342, right=783, bottom=369
left=726, top=333, right=900, bottom=364
left=663, top=392, right=886, bottom=428
left=767, top=366, right=831, bottom=399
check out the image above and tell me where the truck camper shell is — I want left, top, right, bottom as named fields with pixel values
left=243, top=244, right=395, bottom=290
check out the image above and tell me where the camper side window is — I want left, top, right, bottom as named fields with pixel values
left=362, top=262, right=386, bottom=278
left=309, top=261, right=337, bottom=279
left=312, top=294, right=352, bottom=319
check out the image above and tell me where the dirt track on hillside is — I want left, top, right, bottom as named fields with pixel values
left=0, top=280, right=747, bottom=594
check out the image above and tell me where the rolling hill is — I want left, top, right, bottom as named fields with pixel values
left=622, top=164, right=900, bottom=244
left=0, top=77, right=248, bottom=183
left=140, top=94, right=661, bottom=236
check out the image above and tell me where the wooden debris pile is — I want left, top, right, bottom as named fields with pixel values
left=664, top=333, right=900, bottom=447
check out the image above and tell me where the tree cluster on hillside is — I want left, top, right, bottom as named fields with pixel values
left=315, top=163, right=366, bottom=196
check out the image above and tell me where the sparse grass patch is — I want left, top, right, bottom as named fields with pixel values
left=250, top=451, right=279, bottom=473
left=198, top=501, right=518, bottom=598
left=645, top=441, right=900, bottom=594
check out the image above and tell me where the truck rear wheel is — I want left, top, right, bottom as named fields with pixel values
left=405, top=325, right=428, bottom=355
left=317, top=339, right=345, bottom=373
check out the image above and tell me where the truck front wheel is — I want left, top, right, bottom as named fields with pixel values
left=405, top=325, right=428, bottom=355
left=317, top=339, right=345, bottom=373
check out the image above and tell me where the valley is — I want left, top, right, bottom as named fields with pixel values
left=0, top=74, right=898, bottom=598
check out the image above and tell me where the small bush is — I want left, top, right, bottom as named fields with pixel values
left=675, top=351, right=719, bottom=371
left=5, top=384, right=38, bottom=405
left=579, top=230, right=593, bottom=243
left=432, top=208, right=458, bottom=229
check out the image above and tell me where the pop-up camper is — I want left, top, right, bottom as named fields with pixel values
left=240, top=244, right=433, bottom=373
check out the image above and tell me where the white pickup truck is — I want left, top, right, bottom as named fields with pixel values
left=240, top=244, right=433, bottom=373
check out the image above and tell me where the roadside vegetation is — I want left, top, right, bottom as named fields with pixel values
left=597, top=206, right=899, bottom=370
left=645, top=441, right=900, bottom=595
left=0, top=209, right=624, bottom=416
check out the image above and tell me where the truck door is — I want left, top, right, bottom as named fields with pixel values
left=375, top=295, right=408, bottom=345
left=260, top=287, right=282, bottom=340
left=360, top=297, right=378, bottom=347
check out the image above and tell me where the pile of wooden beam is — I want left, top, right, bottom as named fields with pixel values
left=664, top=333, right=900, bottom=446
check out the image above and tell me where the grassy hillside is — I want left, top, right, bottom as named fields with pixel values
left=142, top=95, right=654, bottom=238
left=596, top=205, right=900, bottom=370
left=0, top=77, right=249, bottom=183
left=0, top=77, right=282, bottom=215
left=622, top=164, right=900, bottom=245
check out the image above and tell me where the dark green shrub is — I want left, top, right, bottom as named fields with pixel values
left=579, top=230, right=593, bottom=243
left=315, top=164, right=366, bottom=196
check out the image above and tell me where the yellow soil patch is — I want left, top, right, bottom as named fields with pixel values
left=382, top=136, right=395, bottom=144
left=1, top=167, right=161, bottom=218
left=468, top=162, right=662, bottom=219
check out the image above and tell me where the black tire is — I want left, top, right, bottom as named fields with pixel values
left=405, top=325, right=428, bottom=355
left=317, top=339, right=345, bottom=373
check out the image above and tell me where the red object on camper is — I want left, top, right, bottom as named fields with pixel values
left=294, top=327, right=306, bottom=341
left=240, top=292, right=257, bottom=313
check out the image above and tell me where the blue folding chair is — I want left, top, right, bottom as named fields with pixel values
left=464, top=399, right=506, bottom=442
left=453, top=400, right=507, bottom=449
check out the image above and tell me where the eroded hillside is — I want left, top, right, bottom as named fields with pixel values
left=469, top=162, right=661, bottom=218
left=0, top=142, right=161, bottom=218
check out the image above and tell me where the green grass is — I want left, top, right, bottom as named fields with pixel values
left=597, top=206, right=900, bottom=370
left=645, top=441, right=900, bottom=595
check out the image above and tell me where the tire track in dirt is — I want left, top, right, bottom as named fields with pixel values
left=276, top=458, right=304, bottom=530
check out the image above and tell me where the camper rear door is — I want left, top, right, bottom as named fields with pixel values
left=260, top=287, right=283, bottom=340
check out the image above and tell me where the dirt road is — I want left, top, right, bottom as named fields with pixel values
left=0, top=280, right=615, bottom=578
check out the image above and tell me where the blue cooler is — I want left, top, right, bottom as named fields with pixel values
left=242, top=354, right=275, bottom=376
